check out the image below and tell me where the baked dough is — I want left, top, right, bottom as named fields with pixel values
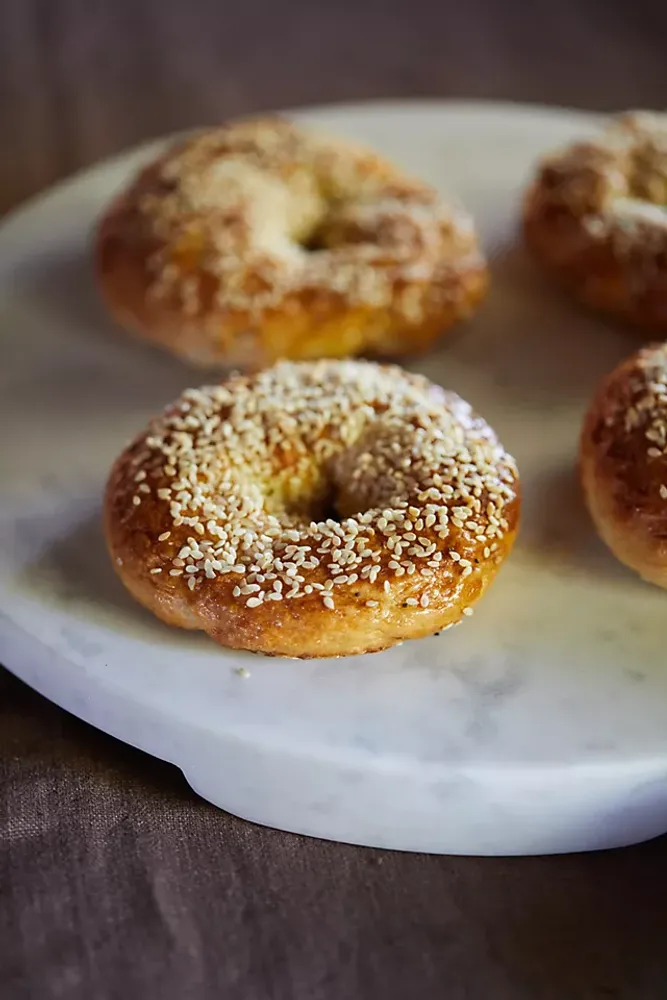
left=524, top=111, right=667, bottom=329
left=105, top=359, right=520, bottom=657
left=580, top=342, right=667, bottom=587
left=96, top=118, right=487, bottom=367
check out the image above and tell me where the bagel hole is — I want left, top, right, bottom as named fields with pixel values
left=263, top=471, right=343, bottom=525
left=298, top=227, right=328, bottom=253
left=294, top=211, right=373, bottom=254
left=316, top=494, right=341, bottom=523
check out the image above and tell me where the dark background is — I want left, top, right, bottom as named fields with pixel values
left=2, top=1, right=667, bottom=998
left=4, top=0, right=667, bottom=216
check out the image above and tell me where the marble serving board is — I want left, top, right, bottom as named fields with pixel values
left=2, top=100, right=667, bottom=856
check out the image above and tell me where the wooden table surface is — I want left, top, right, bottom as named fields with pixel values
left=3, top=0, right=667, bottom=217
left=2, top=2, right=667, bottom=998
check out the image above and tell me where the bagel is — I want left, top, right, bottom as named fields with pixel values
left=96, top=118, right=487, bottom=368
left=524, top=111, right=667, bottom=330
left=105, top=360, right=520, bottom=658
left=580, top=342, right=667, bottom=587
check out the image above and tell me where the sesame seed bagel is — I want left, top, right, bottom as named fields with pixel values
left=524, top=111, right=667, bottom=330
left=104, top=360, right=520, bottom=658
left=96, top=118, right=488, bottom=369
left=580, top=343, right=667, bottom=587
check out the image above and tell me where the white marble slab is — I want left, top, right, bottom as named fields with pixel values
left=2, top=101, right=667, bottom=855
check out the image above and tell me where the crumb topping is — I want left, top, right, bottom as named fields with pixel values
left=535, top=111, right=667, bottom=249
left=130, top=118, right=478, bottom=321
left=124, top=360, right=518, bottom=611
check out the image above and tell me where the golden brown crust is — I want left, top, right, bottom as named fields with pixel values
left=104, top=360, right=520, bottom=658
left=523, top=111, right=667, bottom=330
left=96, top=118, right=487, bottom=368
left=580, top=342, right=667, bottom=586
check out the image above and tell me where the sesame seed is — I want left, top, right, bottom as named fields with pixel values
left=124, top=361, right=516, bottom=613
left=150, top=567, right=162, bottom=574
left=462, top=607, right=474, bottom=616
left=405, top=597, right=418, bottom=606
left=420, top=594, right=430, bottom=608
left=132, top=496, right=141, bottom=506
left=366, top=600, right=379, bottom=608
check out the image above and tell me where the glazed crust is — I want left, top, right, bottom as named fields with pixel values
left=104, top=360, right=520, bottom=658
left=524, top=111, right=667, bottom=330
left=580, top=343, right=667, bottom=587
left=95, top=118, right=487, bottom=368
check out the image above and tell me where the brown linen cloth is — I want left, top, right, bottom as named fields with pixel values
left=3, top=668, right=667, bottom=1000
left=3, top=1, right=667, bottom=998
